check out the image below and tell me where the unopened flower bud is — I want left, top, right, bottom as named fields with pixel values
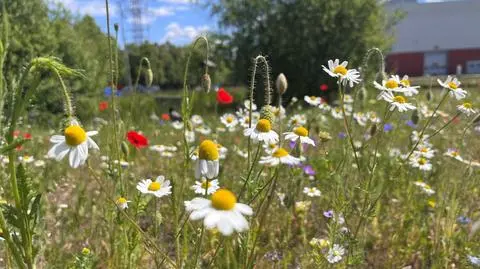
left=202, top=73, right=211, bottom=93
left=276, top=73, right=288, bottom=95
left=369, top=124, right=377, bottom=137
left=145, top=68, right=153, bottom=87
left=121, top=141, right=130, bottom=159
left=114, top=23, right=119, bottom=32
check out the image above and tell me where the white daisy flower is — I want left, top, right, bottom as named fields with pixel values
left=457, top=102, right=476, bottom=116
left=195, top=140, right=220, bottom=179
left=33, top=160, right=45, bottom=168
left=414, top=145, right=435, bottom=159
left=243, top=100, right=257, bottom=111
left=191, top=178, right=220, bottom=195
left=47, top=124, right=99, bottom=168
left=444, top=148, right=463, bottom=161
left=115, top=197, right=131, bottom=210
left=195, top=125, right=212, bottom=135
left=263, top=142, right=279, bottom=155
left=186, top=131, right=195, bottom=143
left=378, top=91, right=416, bottom=112
left=284, top=126, right=315, bottom=146
left=326, top=244, right=345, bottom=264
left=398, top=75, right=420, bottom=96
left=409, top=156, right=432, bottom=171
left=272, top=105, right=286, bottom=120
left=171, top=121, right=184, bottom=130
left=331, top=107, right=344, bottom=119
left=238, top=112, right=260, bottom=128
left=217, top=143, right=228, bottom=159
left=366, top=111, right=381, bottom=124
left=353, top=112, right=368, bottom=126
left=374, top=76, right=402, bottom=92
left=259, top=147, right=301, bottom=166
left=413, top=181, right=435, bottom=195
left=288, top=114, right=307, bottom=127
left=318, top=102, right=331, bottom=112
left=322, top=59, right=361, bottom=87
left=191, top=115, right=204, bottom=126
left=303, top=187, right=321, bottom=197
left=343, top=94, right=354, bottom=104
left=18, top=155, right=34, bottom=164
left=243, top=119, right=279, bottom=144
left=304, top=96, right=323, bottom=106
left=220, top=113, right=238, bottom=129
left=437, top=76, right=467, bottom=100
left=185, top=189, right=253, bottom=236
left=136, top=175, right=172, bottom=198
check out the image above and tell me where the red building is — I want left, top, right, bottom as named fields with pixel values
left=385, top=0, right=480, bottom=76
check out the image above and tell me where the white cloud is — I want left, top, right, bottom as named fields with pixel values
left=161, top=22, right=209, bottom=44
left=150, top=7, right=175, bottom=17
left=158, top=0, right=194, bottom=4
left=50, top=0, right=117, bottom=17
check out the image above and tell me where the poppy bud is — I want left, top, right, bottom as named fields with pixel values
left=145, top=68, right=153, bottom=87
left=202, top=73, right=211, bottom=93
left=369, top=124, right=377, bottom=137
left=121, top=141, right=130, bottom=159
left=114, top=23, right=119, bottom=32
left=426, top=89, right=433, bottom=102
left=276, top=73, right=288, bottom=95
left=411, top=110, right=419, bottom=125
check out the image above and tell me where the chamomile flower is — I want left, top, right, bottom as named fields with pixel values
left=398, top=75, right=420, bottom=96
left=437, top=76, right=467, bottom=100
left=185, top=189, right=253, bottom=236
left=374, top=76, right=402, bottom=92
left=195, top=125, right=212, bottom=135
left=322, top=59, right=361, bottom=87
left=343, top=94, right=354, bottom=103
left=259, top=147, right=301, bottom=166
left=47, top=123, right=99, bottom=168
left=444, top=148, right=463, bottom=161
left=413, top=181, right=435, bottom=195
left=115, top=197, right=131, bottom=209
left=220, top=113, right=238, bottom=129
left=318, top=102, right=331, bottom=112
left=409, top=156, right=432, bottom=171
left=457, top=102, right=476, bottom=116
left=243, top=99, right=257, bottom=111
left=288, top=114, right=307, bottom=127
left=331, top=107, right=344, bottom=119
left=191, top=178, right=220, bottom=195
left=303, top=187, right=321, bottom=197
left=326, top=244, right=345, bottom=264
left=171, top=121, right=184, bottom=130
left=136, top=176, right=172, bottom=198
left=272, top=105, right=286, bottom=120
left=18, top=155, right=34, bottom=164
left=243, top=119, right=279, bottom=144
left=353, top=112, right=368, bottom=126
left=304, top=96, right=323, bottom=106
left=263, top=142, right=279, bottom=155
left=284, top=126, right=315, bottom=146
left=414, top=145, right=436, bottom=159
left=191, top=115, right=204, bottom=126
left=378, top=91, right=416, bottom=112
left=195, top=140, right=220, bottom=179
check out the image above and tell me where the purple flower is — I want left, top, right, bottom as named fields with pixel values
left=406, top=120, right=417, bottom=129
left=323, top=210, right=334, bottom=218
left=289, top=140, right=297, bottom=149
left=303, top=165, right=316, bottom=176
left=338, top=132, right=346, bottom=139
left=457, top=216, right=471, bottom=225
left=383, top=123, right=394, bottom=132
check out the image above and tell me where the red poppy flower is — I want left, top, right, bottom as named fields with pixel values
left=23, top=133, right=32, bottom=140
left=99, top=101, right=108, bottom=112
left=161, top=113, right=171, bottom=121
left=216, top=88, right=233, bottom=105
left=126, top=131, right=148, bottom=148
left=13, top=130, right=20, bottom=138
left=320, top=84, right=329, bottom=91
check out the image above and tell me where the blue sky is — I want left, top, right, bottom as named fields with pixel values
left=52, top=0, right=217, bottom=46
left=52, top=0, right=456, bottom=46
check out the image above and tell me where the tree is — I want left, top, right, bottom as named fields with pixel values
left=206, top=0, right=399, bottom=104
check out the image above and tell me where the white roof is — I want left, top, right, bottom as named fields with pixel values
left=386, top=0, right=480, bottom=53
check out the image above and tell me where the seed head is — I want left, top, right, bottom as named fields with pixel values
left=202, top=73, right=211, bottom=93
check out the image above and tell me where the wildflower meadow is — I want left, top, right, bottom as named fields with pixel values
left=1, top=0, right=480, bottom=268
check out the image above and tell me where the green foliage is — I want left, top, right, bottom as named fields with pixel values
left=206, top=0, right=401, bottom=102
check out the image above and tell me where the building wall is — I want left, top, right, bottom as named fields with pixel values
left=448, top=48, right=480, bottom=74
left=386, top=52, right=423, bottom=76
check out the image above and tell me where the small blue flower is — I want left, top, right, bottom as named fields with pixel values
left=289, top=140, right=296, bottom=149
left=383, top=123, right=394, bottom=132
left=457, top=216, right=471, bottom=225
left=406, top=120, right=417, bottom=129
left=468, top=255, right=480, bottom=266
left=323, top=210, right=334, bottom=218
left=338, top=132, right=346, bottom=139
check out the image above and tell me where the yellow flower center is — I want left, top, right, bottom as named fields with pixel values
left=385, top=79, right=399, bottom=89
left=310, top=96, right=317, bottom=101
left=116, top=197, right=127, bottom=205
left=64, top=125, right=87, bottom=146
left=420, top=148, right=428, bottom=153
left=148, top=182, right=161, bottom=191
left=400, top=79, right=411, bottom=87
left=448, top=81, right=458, bottom=89
left=199, top=140, right=219, bottom=161
left=256, top=119, right=272, bottom=133
left=463, top=102, right=472, bottom=109
left=418, top=158, right=427, bottom=165
left=393, top=95, right=406, bottom=104
left=201, top=179, right=212, bottom=189
left=245, top=117, right=250, bottom=124
left=226, top=116, right=234, bottom=123
left=268, top=143, right=277, bottom=149
left=211, top=189, right=237, bottom=210
left=272, top=148, right=289, bottom=158
left=333, top=65, right=347, bottom=76
left=451, top=151, right=459, bottom=157
left=294, top=126, right=309, bottom=137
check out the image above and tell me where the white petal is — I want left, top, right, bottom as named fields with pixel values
left=204, top=211, right=221, bottom=229
left=235, top=203, right=253, bottom=215
left=50, top=135, right=65, bottom=143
